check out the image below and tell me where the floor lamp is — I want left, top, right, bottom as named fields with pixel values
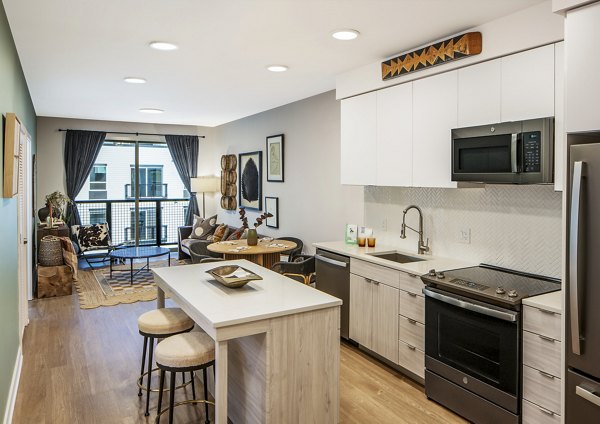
left=191, top=177, right=219, bottom=218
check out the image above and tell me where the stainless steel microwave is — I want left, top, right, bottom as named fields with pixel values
left=451, top=117, right=554, bottom=184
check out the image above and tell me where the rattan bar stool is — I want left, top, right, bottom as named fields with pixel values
left=155, top=331, right=216, bottom=424
left=137, top=308, right=195, bottom=416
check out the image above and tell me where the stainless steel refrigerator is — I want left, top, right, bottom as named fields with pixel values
left=566, top=139, right=600, bottom=422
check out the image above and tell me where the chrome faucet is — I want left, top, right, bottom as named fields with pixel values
left=400, top=205, right=430, bottom=255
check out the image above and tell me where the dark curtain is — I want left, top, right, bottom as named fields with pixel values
left=165, top=134, right=200, bottom=225
left=64, top=130, right=106, bottom=226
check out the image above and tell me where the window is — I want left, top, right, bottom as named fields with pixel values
left=89, top=208, right=106, bottom=225
left=129, top=165, right=165, bottom=198
left=89, top=164, right=107, bottom=199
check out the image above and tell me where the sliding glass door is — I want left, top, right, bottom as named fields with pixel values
left=75, top=137, right=189, bottom=246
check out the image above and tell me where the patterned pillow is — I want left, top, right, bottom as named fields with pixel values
left=207, top=224, right=228, bottom=242
left=226, top=227, right=245, bottom=240
left=190, top=214, right=218, bottom=240
left=72, top=223, right=110, bottom=252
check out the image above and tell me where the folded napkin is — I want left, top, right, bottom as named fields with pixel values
left=218, top=241, right=237, bottom=245
left=267, top=243, right=287, bottom=248
left=221, top=267, right=254, bottom=279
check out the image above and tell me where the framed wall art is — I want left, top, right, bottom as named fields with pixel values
left=239, top=151, right=262, bottom=210
left=3, top=113, right=21, bottom=198
left=265, top=196, right=279, bottom=228
left=266, top=134, right=284, bottom=182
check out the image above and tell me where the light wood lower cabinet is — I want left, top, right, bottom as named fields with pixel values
left=349, top=273, right=399, bottom=363
left=349, top=273, right=373, bottom=349
left=398, top=340, right=424, bottom=379
left=399, top=315, right=424, bottom=351
left=522, top=301, right=562, bottom=423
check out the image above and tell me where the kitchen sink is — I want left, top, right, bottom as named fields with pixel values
left=367, top=252, right=425, bottom=264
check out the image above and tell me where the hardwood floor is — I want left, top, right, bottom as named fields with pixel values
left=13, top=270, right=466, bottom=424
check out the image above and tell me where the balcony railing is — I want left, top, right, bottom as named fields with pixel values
left=125, top=183, right=168, bottom=199
left=76, top=198, right=189, bottom=246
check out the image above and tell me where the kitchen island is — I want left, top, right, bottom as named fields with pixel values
left=152, top=259, right=342, bottom=424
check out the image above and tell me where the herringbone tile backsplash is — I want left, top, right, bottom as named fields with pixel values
left=364, top=185, right=563, bottom=279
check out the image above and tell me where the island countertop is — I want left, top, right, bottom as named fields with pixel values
left=152, top=259, right=342, bottom=329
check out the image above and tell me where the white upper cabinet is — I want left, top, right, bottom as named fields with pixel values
left=376, top=83, right=413, bottom=187
left=340, top=92, right=377, bottom=185
left=565, top=2, right=600, bottom=133
left=501, top=44, right=555, bottom=122
left=458, top=59, right=502, bottom=127
left=412, top=70, right=458, bottom=188
left=554, top=42, right=565, bottom=192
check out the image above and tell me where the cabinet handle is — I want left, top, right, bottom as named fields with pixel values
left=539, top=308, right=557, bottom=316
left=537, top=405, right=555, bottom=416
left=408, top=274, right=417, bottom=278
left=538, top=334, right=556, bottom=343
left=407, top=292, right=417, bottom=297
left=407, top=318, right=417, bottom=325
left=365, top=278, right=372, bottom=284
left=407, top=344, right=416, bottom=351
left=539, top=370, right=555, bottom=380
left=373, top=280, right=380, bottom=285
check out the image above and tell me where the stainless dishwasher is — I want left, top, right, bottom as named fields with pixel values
left=315, top=249, right=350, bottom=339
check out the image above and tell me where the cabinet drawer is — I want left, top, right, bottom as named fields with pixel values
left=522, top=399, right=560, bottom=424
left=398, top=340, right=424, bottom=379
left=399, top=271, right=424, bottom=295
left=399, top=290, right=425, bottom=323
left=350, top=259, right=399, bottom=289
left=523, top=306, right=561, bottom=341
left=523, top=365, right=561, bottom=415
left=399, top=315, right=424, bottom=351
left=523, top=330, right=561, bottom=377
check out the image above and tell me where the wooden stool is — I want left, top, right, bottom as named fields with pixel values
left=137, top=308, right=195, bottom=416
left=155, top=331, right=215, bottom=424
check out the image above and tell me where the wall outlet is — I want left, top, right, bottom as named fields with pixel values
left=458, top=227, right=471, bottom=244
left=381, top=218, right=387, bottom=231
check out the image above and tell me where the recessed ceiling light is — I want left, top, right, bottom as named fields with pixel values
left=332, top=29, right=360, bottom=41
left=139, top=108, right=164, bottom=114
left=123, top=77, right=147, bottom=84
left=267, top=65, right=288, bottom=72
left=149, top=41, right=178, bottom=51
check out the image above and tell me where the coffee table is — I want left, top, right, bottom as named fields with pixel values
left=207, top=239, right=297, bottom=269
left=109, top=246, right=171, bottom=284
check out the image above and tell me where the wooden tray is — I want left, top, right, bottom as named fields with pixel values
left=206, top=265, right=262, bottom=288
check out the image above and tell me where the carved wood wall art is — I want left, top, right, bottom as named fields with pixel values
left=220, top=154, right=237, bottom=210
left=381, top=32, right=482, bottom=81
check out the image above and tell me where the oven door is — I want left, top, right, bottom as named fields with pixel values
left=424, top=287, right=520, bottom=413
left=452, top=132, right=522, bottom=183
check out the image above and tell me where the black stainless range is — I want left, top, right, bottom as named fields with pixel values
left=421, top=264, right=560, bottom=424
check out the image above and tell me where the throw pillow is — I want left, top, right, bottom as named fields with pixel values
left=209, top=224, right=228, bottom=242
left=190, top=214, right=218, bottom=240
left=190, top=215, right=204, bottom=240
left=226, top=227, right=245, bottom=240
left=72, top=223, right=110, bottom=252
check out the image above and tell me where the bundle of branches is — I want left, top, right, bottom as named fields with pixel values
left=254, top=212, right=273, bottom=228
left=239, top=208, right=249, bottom=229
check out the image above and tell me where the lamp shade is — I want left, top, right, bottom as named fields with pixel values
left=191, top=176, right=219, bottom=193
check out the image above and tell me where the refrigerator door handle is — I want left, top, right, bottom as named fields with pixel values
left=569, top=161, right=584, bottom=355
left=576, top=385, right=600, bottom=408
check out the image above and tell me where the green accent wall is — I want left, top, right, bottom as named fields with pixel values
left=0, top=1, right=36, bottom=419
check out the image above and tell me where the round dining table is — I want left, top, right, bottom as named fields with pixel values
left=207, top=238, right=297, bottom=269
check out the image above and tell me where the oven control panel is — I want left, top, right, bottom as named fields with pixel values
left=523, top=131, right=541, bottom=173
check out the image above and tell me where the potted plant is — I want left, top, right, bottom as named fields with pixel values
left=238, top=208, right=272, bottom=246
left=41, top=191, right=72, bottom=227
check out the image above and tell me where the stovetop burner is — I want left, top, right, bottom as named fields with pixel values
left=421, top=264, right=560, bottom=309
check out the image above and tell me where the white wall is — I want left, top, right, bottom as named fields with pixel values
left=212, top=91, right=363, bottom=254
left=35, top=116, right=214, bottom=210
left=336, top=0, right=564, bottom=99
left=364, top=185, right=562, bottom=278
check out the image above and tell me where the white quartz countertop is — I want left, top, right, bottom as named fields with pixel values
left=313, top=241, right=475, bottom=275
left=522, top=290, right=562, bottom=314
left=153, top=259, right=342, bottom=328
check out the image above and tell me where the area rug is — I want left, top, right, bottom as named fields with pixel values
left=74, top=259, right=188, bottom=309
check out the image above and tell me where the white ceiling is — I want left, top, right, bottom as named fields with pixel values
left=4, top=0, right=545, bottom=127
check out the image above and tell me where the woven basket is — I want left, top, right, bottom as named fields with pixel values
left=39, top=236, right=64, bottom=266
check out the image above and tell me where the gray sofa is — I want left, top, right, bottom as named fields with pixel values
left=177, top=225, right=265, bottom=261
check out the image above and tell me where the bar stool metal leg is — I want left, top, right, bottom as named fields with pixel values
left=138, top=336, right=148, bottom=396
left=191, top=371, right=196, bottom=399
left=156, top=369, right=166, bottom=423
left=169, top=371, right=176, bottom=424
left=203, top=367, right=210, bottom=424
left=145, top=336, right=154, bottom=416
